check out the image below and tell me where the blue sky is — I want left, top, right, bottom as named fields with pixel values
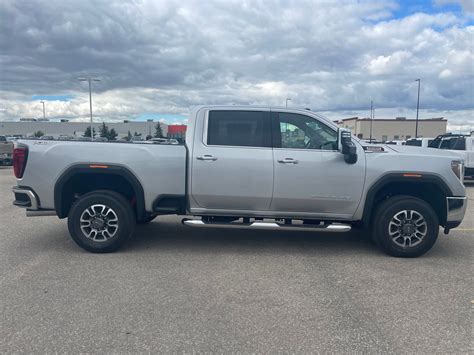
left=395, top=0, right=460, bottom=17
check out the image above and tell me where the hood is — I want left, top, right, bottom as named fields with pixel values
left=384, top=145, right=464, bottom=160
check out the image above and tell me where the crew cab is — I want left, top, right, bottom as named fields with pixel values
left=12, top=106, right=468, bottom=257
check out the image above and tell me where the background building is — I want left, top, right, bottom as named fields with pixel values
left=335, top=117, right=447, bottom=141
left=0, top=120, right=168, bottom=139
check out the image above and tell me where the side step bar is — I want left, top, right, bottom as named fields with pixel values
left=26, top=210, right=57, bottom=217
left=182, top=219, right=351, bottom=232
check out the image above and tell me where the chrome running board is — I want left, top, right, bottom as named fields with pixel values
left=26, top=210, right=57, bottom=217
left=182, top=219, right=351, bottom=232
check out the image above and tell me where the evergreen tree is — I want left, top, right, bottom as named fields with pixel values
left=99, top=122, right=109, bottom=138
left=154, top=123, right=163, bottom=138
left=83, top=127, right=96, bottom=138
left=33, top=130, right=44, bottom=137
left=107, top=128, right=118, bottom=141
left=125, top=131, right=132, bottom=141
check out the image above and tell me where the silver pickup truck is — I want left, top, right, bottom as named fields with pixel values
left=12, top=106, right=468, bottom=257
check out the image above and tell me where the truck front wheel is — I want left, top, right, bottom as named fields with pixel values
left=67, top=191, right=135, bottom=253
left=372, top=195, right=439, bottom=257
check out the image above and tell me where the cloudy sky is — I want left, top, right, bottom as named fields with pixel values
left=0, top=0, right=473, bottom=130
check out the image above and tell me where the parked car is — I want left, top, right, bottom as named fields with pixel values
left=429, top=133, right=474, bottom=179
left=385, top=140, right=405, bottom=146
left=0, top=135, right=13, bottom=165
left=94, top=137, right=108, bottom=142
left=57, top=135, right=75, bottom=141
left=12, top=106, right=467, bottom=257
left=143, top=137, right=168, bottom=144
left=405, top=137, right=434, bottom=148
left=360, top=139, right=383, bottom=144
left=143, top=138, right=180, bottom=145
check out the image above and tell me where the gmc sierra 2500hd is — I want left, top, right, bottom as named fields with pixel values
left=12, top=106, right=467, bottom=257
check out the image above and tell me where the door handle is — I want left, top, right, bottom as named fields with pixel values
left=196, top=155, right=218, bottom=161
left=277, top=158, right=299, bottom=164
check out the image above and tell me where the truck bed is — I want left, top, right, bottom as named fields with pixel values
left=16, top=140, right=186, bottom=211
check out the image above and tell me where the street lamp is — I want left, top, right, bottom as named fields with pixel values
left=78, top=77, right=101, bottom=141
left=369, top=100, right=374, bottom=142
left=415, top=79, right=421, bottom=138
left=40, top=101, right=46, bottom=120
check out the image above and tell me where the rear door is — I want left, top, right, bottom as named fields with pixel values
left=190, top=109, right=274, bottom=212
left=270, top=111, right=366, bottom=218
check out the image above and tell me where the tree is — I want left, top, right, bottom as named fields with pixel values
left=124, top=131, right=132, bottom=141
left=154, top=123, right=163, bottom=138
left=146, top=134, right=152, bottom=140
left=99, top=122, right=109, bottom=138
left=107, top=128, right=118, bottom=141
left=83, top=126, right=96, bottom=138
left=33, top=130, right=44, bottom=137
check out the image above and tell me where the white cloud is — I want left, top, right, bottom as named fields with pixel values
left=0, top=0, right=472, bottom=127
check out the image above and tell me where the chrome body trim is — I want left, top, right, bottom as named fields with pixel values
left=182, top=218, right=351, bottom=232
left=446, top=196, right=468, bottom=222
left=12, top=187, right=38, bottom=210
left=26, top=210, right=56, bottom=217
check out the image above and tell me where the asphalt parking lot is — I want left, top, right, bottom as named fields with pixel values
left=0, top=166, right=472, bottom=353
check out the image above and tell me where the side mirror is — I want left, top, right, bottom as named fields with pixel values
left=339, top=129, right=358, bottom=164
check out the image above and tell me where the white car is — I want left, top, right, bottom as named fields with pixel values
left=385, top=140, right=405, bottom=146
left=405, top=138, right=434, bottom=148
left=144, top=138, right=179, bottom=145
left=429, top=133, right=474, bottom=179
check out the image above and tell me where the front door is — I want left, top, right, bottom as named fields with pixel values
left=270, top=111, right=366, bottom=218
left=190, top=109, right=274, bottom=212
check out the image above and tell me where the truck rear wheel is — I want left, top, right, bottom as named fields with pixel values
left=67, top=190, right=135, bottom=253
left=372, top=195, right=439, bottom=258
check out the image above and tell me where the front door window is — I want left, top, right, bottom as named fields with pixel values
left=274, top=112, right=338, bottom=150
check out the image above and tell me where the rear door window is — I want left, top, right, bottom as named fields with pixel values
left=207, top=110, right=272, bottom=147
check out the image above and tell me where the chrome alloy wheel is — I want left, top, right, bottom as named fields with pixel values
left=388, top=210, right=427, bottom=248
left=80, top=204, right=119, bottom=242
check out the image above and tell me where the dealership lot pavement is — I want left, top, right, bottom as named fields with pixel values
left=1, top=166, right=472, bottom=353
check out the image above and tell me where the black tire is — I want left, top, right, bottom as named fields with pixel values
left=372, top=195, right=439, bottom=258
left=137, top=215, right=157, bottom=224
left=67, top=190, right=135, bottom=253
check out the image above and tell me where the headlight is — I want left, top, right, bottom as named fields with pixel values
left=451, top=160, right=464, bottom=182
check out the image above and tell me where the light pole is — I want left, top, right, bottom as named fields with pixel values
left=40, top=101, right=46, bottom=120
left=369, top=100, right=373, bottom=142
left=286, top=98, right=291, bottom=108
left=415, top=79, right=421, bottom=138
left=78, top=77, right=100, bottom=141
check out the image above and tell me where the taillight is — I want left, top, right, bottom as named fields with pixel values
left=13, top=147, right=28, bottom=178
